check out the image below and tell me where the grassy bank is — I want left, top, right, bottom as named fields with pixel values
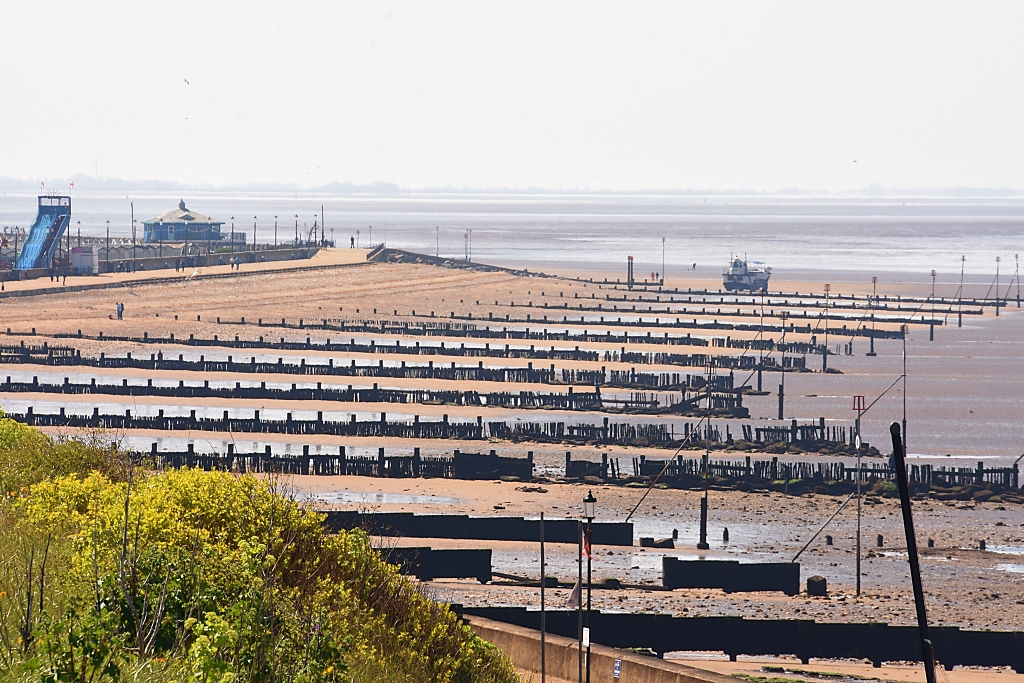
left=0, top=418, right=517, bottom=683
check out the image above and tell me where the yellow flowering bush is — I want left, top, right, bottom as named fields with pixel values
left=0, top=419, right=518, bottom=683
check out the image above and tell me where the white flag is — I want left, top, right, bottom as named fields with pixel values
left=566, top=579, right=581, bottom=609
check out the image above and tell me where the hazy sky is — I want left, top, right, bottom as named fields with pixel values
left=2, top=2, right=1022, bottom=192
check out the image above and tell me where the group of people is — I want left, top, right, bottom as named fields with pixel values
left=115, top=302, right=124, bottom=320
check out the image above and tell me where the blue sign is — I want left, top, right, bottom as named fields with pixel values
left=614, top=658, right=622, bottom=678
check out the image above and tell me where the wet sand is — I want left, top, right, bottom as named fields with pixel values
left=3, top=250, right=1023, bottom=670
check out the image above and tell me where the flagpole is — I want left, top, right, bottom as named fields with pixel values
left=540, top=512, right=546, bottom=683
left=578, top=520, right=583, bottom=683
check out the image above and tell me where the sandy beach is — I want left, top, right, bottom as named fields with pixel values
left=3, top=250, right=1023, bottom=672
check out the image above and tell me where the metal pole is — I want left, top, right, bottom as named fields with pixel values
left=131, top=203, right=136, bottom=272
left=958, top=256, right=965, bottom=327
left=577, top=520, right=583, bottom=683
left=586, top=518, right=592, bottom=683
left=995, top=256, right=1000, bottom=317
left=758, top=291, right=764, bottom=390
left=889, top=423, right=937, bottom=683
left=274, top=216, right=278, bottom=249
left=868, top=277, right=877, bottom=355
left=436, top=226, right=439, bottom=257
left=902, top=324, right=908, bottom=451
left=779, top=312, right=787, bottom=419
left=930, top=269, right=936, bottom=341
left=698, top=359, right=712, bottom=550
left=823, top=284, right=830, bottom=372
left=661, top=236, right=665, bottom=285
left=540, top=512, right=546, bottom=683
left=856, top=417, right=862, bottom=597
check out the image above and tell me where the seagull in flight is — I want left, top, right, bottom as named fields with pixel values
left=184, top=78, right=190, bottom=85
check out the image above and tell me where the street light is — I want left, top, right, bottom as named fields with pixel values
left=131, top=209, right=137, bottom=273
left=823, top=283, right=830, bottom=372
left=661, top=236, right=665, bottom=286
left=583, top=491, right=596, bottom=520
left=294, top=215, right=298, bottom=245
left=583, top=490, right=596, bottom=683
left=274, top=216, right=278, bottom=249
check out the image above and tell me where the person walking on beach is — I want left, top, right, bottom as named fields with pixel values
left=116, top=302, right=124, bottom=320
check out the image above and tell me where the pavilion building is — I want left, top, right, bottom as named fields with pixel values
left=142, top=200, right=223, bottom=243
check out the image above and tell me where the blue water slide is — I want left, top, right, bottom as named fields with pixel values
left=15, top=196, right=71, bottom=270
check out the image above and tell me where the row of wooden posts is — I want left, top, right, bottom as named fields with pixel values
left=136, top=442, right=1021, bottom=490
left=10, top=406, right=852, bottom=449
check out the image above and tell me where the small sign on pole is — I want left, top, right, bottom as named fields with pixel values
left=582, top=627, right=590, bottom=648
left=853, top=395, right=866, bottom=411
left=614, top=659, right=622, bottom=678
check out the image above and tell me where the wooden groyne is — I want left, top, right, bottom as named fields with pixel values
left=217, top=314, right=902, bottom=344
left=463, top=606, right=1024, bottom=671
left=129, top=441, right=1020, bottom=498
left=0, top=341, right=794, bottom=389
left=7, top=402, right=865, bottom=451
left=0, top=374, right=750, bottom=415
left=324, top=511, right=635, bottom=546
left=144, top=444, right=533, bottom=481
left=4, top=326, right=820, bottom=368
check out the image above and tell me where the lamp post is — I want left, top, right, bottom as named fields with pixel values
left=823, top=283, right=830, bottom=372
left=77, top=220, right=81, bottom=248
left=253, top=216, right=257, bottom=253
left=131, top=203, right=136, bottom=273
left=868, top=277, right=877, bottom=355
left=294, top=215, right=298, bottom=246
left=230, top=217, right=235, bottom=254
left=661, top=236, right=665, bottom=286
left=583, top=490, right=596, bottom=683
left=996, top=256, right=1001, bottom=317
left=105, top=220, right=110, bottom=271
left=274, top=216, right=278, bottom=249
left=698, top=358, right=712, bottom=550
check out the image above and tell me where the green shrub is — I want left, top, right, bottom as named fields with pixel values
left=0, top=422, right=517, bottom=683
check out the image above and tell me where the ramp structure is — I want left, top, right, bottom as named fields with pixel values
left=15, top=195, right=71, bottom=271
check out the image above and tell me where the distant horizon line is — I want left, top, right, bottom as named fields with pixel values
left=2, top=175, right=1023, bottom=199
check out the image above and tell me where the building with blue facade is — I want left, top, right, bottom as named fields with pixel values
left=142, top=200, right=223, bottom=243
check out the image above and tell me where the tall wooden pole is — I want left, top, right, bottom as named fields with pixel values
left=889, top=422, right=937, bottom=683
left=540, top=512, right=546, bottom=683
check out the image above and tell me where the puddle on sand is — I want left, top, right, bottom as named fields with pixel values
left=297, top=490, right=463, bottom=506
left=989, top=545, right=1024, bottom=555
left=994, top=563, right=1024, bottom=574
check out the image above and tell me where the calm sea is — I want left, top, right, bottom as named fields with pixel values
left=1, top=191, right=1022, bottom=282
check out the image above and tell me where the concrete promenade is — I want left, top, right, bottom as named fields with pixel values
left=0, top=247, right=370, bottom=299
